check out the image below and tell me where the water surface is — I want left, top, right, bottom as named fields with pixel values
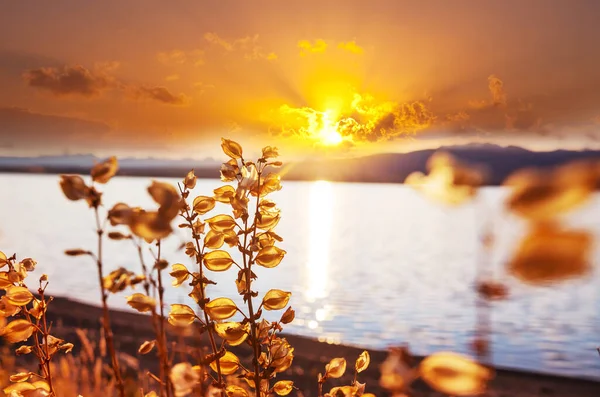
left=1, top=173, right=599, bottom=379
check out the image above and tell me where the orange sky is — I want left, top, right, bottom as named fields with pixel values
left=1, top=0, right=600, bottom=159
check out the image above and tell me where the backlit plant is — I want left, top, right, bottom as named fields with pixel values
left=0, top=253, right=74, bottom=396
left=1, top=139, right=598, bottom=397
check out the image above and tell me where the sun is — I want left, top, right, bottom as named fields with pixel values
left=317, top=110, right=344, bottom=146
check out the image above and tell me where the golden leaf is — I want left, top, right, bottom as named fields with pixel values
left=273, top=380, right=293, bottom=396
left=508, top=223, right=592, bottom=285
left=504, top=161, right=598, bottom=220
left=419, top=352, right=493, bottom=396
left=325, top=357, right=346, bottom=379
left=0, top=296, right=20, bottom=317
left=256, top=233, right=275, bottom=249
left=214, top=185, right=236, bottom=203
left=107, top=231, right=130, bottom=240
left=221, top=159, right=239, bottom=182
left=29, top=298, right=45, bottom=320
left=91, top=156, right=118, bottom=184
left=262, top=289, right=291, bottom=311
left=221, top=138, right=243, bottom=159
left=226, top=385, right=249, bottom=397
left=328, top=386, right=358, bottom=397
left=0, top=271, right=12, bottom=290
left=126, top=293, right=156, bottom=313
left=355, top=350, right=370, bottom=373
left=193, top=196, right=216, bottom=215
left=257, top=173, right=282, bottom=197
left=205, top=298, right=238, bottom=320
left=5, top=286, right=33, bottom=306
left=168, top=304, right=197, bottom=327
left=238, top=164, right=259, bottom=196
left=184, top=170, right=197, bottom=190
left=3, top=382, right=37, bottom=395
left=170, top=263, right=190, bottom=287
left=170, top=362, right=200, bottom=397
left=203, top=250, right=234, bottom=272
left=256, top=212, right=280, bottom=230
left=223, top=229, right=239, bottom=247
left=270, top=338, right=294, bottom=373
left=206, top=214, right=237, bottom=232
left=19, top=258, right=36, bottom=272
left=262, top=146, right=279, bottom=159
left=148, top=181, right=183, bottom=220
left=231, top=194, right=249, bottom=219
left=107, top=202, right=134, bottom=226
left=280, top=306, right=295, bottom=324
left=235, top=272, right=247, bottom=295
left=204, top=230, right=225, bottom=249
left=9, top=372, right=32, bottom=382
left=214, top=322, right=249, bottom=346
left=380, top=347, right=416, bottom=392
left=138, top=340, right=156, bottom=355
left=259, top=199, right=277, bottom=210
left=129, top=210, right=173, bottom=241
left=0, top=251, right=6, bottom=267
left=0, top=319, right=34, bottom=343
left=210, top=350, right=240, bottom=375
left=64, top=249, right=91, bottom=256
left=405, top=152, right=483, bottom=205
left=59, top=175, right=89, bottom=201
left=15, top=345, right=33, bottom=355
left=192, top=219, right=205, bottom=235
left=255, top=246, right=286, bottom=268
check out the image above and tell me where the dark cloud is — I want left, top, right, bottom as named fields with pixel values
left=0, top=107, right=111, bottom=151
left=23, top=65, right=113, bottom=97
left=0, top=50, right=62, bottom=75
left=127, top=86, right=191, bottom=106
left=21, top=64, right=191, bottom=106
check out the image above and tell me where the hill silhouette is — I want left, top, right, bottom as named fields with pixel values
left=1, top=144, right=599, bottom=185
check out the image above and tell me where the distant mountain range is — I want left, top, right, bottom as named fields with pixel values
left=1, top=144, right=599, bottom=185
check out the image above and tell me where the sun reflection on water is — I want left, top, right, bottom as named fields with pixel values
left=305, top=180, right=334, bottom=302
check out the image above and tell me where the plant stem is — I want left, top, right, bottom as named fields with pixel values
left=178, top=184, right=226, bottom=396
left=156, top=241, right=174, bottom=397
left=134, top=240, right=167, bottom=397
left=243, top=169, right=263, bottom=397
left=38, top=287, right=55, bottom=396
left=94, top=207, right=125, bottom=397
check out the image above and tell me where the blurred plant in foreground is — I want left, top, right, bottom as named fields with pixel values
left=1, top=142, right=598, bottom=397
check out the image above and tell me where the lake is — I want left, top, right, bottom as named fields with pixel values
left=1, top=173, right=599, bottom=380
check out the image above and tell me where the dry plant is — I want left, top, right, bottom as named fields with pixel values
left=0, top=253, right=74, bottom=396
left=1, top=141, right=599, bottom=397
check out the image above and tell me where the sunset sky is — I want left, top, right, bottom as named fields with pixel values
left=1, top=0, right=600, bottom=159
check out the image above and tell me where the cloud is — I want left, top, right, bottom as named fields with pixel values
left=127, top=86, right=191, bottom=106
left=156, top=49, right=204, bottom=66
left=22, top=65, right=114, bottom=97
left=157, top=50, right=187, bottom=64
left=23, top=63, right=191, bottom=106
left=274, top=92, right=435, bottom=144
left=192, top=82, right=216, bottom=95
left=0, top=107, right=111, bottom=152
left=298, top=39, right=328, bottom=56
left=165, top=74, right=180, bottom=81
left=204, top=32, right=277, bottom=61
left=337, top=40, right=364, bottom=54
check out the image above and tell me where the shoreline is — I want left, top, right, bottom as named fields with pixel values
left=26, top=295, right=600, bottom=396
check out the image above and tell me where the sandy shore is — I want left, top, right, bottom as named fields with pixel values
left=13, top=296, right=599, bottom=397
